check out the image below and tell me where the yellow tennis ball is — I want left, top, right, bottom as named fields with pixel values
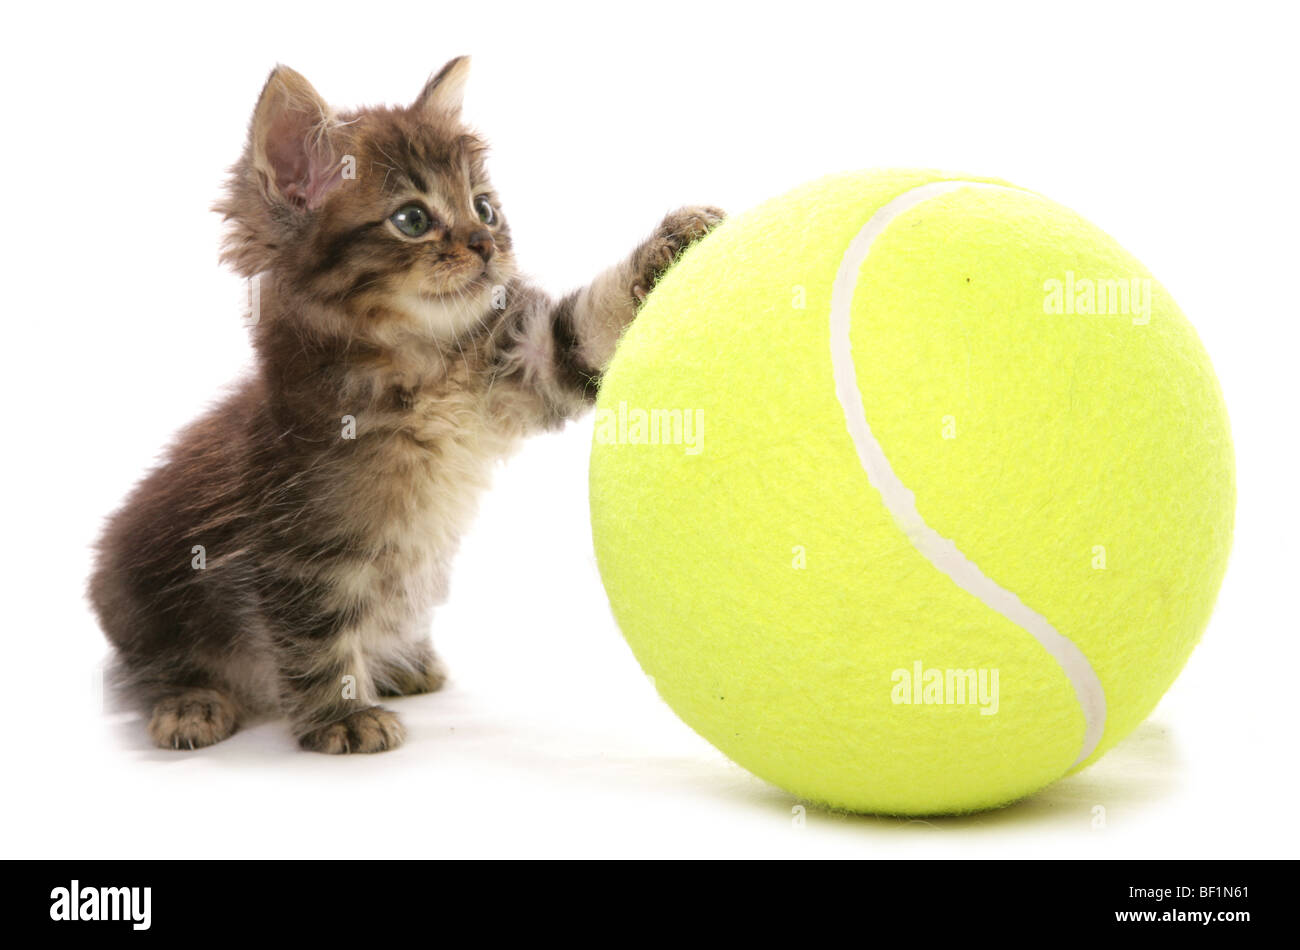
left=589, top=169, right=1234, bottom=815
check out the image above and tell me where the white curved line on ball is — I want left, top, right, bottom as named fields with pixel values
left=828, top=180, right=1106, bottom=769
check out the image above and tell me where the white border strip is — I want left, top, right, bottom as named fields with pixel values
left=829, top=180, right=1105, bottom=768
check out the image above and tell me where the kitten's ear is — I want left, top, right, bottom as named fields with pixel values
left=249, top=66, right=344, bottom=210
left=414, top=56, right=471, bottom=119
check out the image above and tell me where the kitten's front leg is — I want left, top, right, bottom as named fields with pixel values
left=628, top=206, right=728, bottom=304
left=489, top=205, right=723, bottom=427
left=561, top=206, right=725, bottom=379
left=269, top=624, right=406, bottom=754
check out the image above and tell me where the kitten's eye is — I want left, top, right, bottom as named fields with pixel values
left=474, top=195, right=497, bottom=226
left=391, top=204, right=432, bottom=237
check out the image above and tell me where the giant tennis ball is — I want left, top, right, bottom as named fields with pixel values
left=589, top=169, right=1234, bottom=815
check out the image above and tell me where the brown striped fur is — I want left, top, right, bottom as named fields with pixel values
left=89, top=57, right=722, bottom=752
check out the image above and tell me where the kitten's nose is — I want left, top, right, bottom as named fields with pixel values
left=467, top=229, right=494, bottom=263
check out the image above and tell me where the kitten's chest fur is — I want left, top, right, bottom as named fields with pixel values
left=338, top=363, right=517, bottom=616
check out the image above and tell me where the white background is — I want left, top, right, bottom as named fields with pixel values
left=1, top=0, right=1296, bottom=858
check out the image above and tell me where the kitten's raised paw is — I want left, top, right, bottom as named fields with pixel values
left=632, top=205, right=726, bottom=302
left=148, top=688, right=239, bottom=750
left=298, top=706, right=406, bottom=754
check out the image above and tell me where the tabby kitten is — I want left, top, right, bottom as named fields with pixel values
left=89, top=57, right=722, bottom=753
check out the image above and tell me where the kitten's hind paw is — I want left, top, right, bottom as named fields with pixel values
left=148, top=688, right=240, bottom=750
left=298, top=706, right=406, bottom=754
left=377, top=664, right=447, bottom=697
left=632, top=205, right=726, bottom=302
left=376, top=646, right=448, bottom=697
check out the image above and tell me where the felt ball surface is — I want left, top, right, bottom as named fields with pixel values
left=588, top=169, right=1234, bottom=815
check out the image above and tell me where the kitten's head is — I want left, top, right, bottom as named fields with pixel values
left=218, top=57, right=513, bottom=342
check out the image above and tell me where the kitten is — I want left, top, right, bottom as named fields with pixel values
left=89, top=57, right=722, bottom=753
